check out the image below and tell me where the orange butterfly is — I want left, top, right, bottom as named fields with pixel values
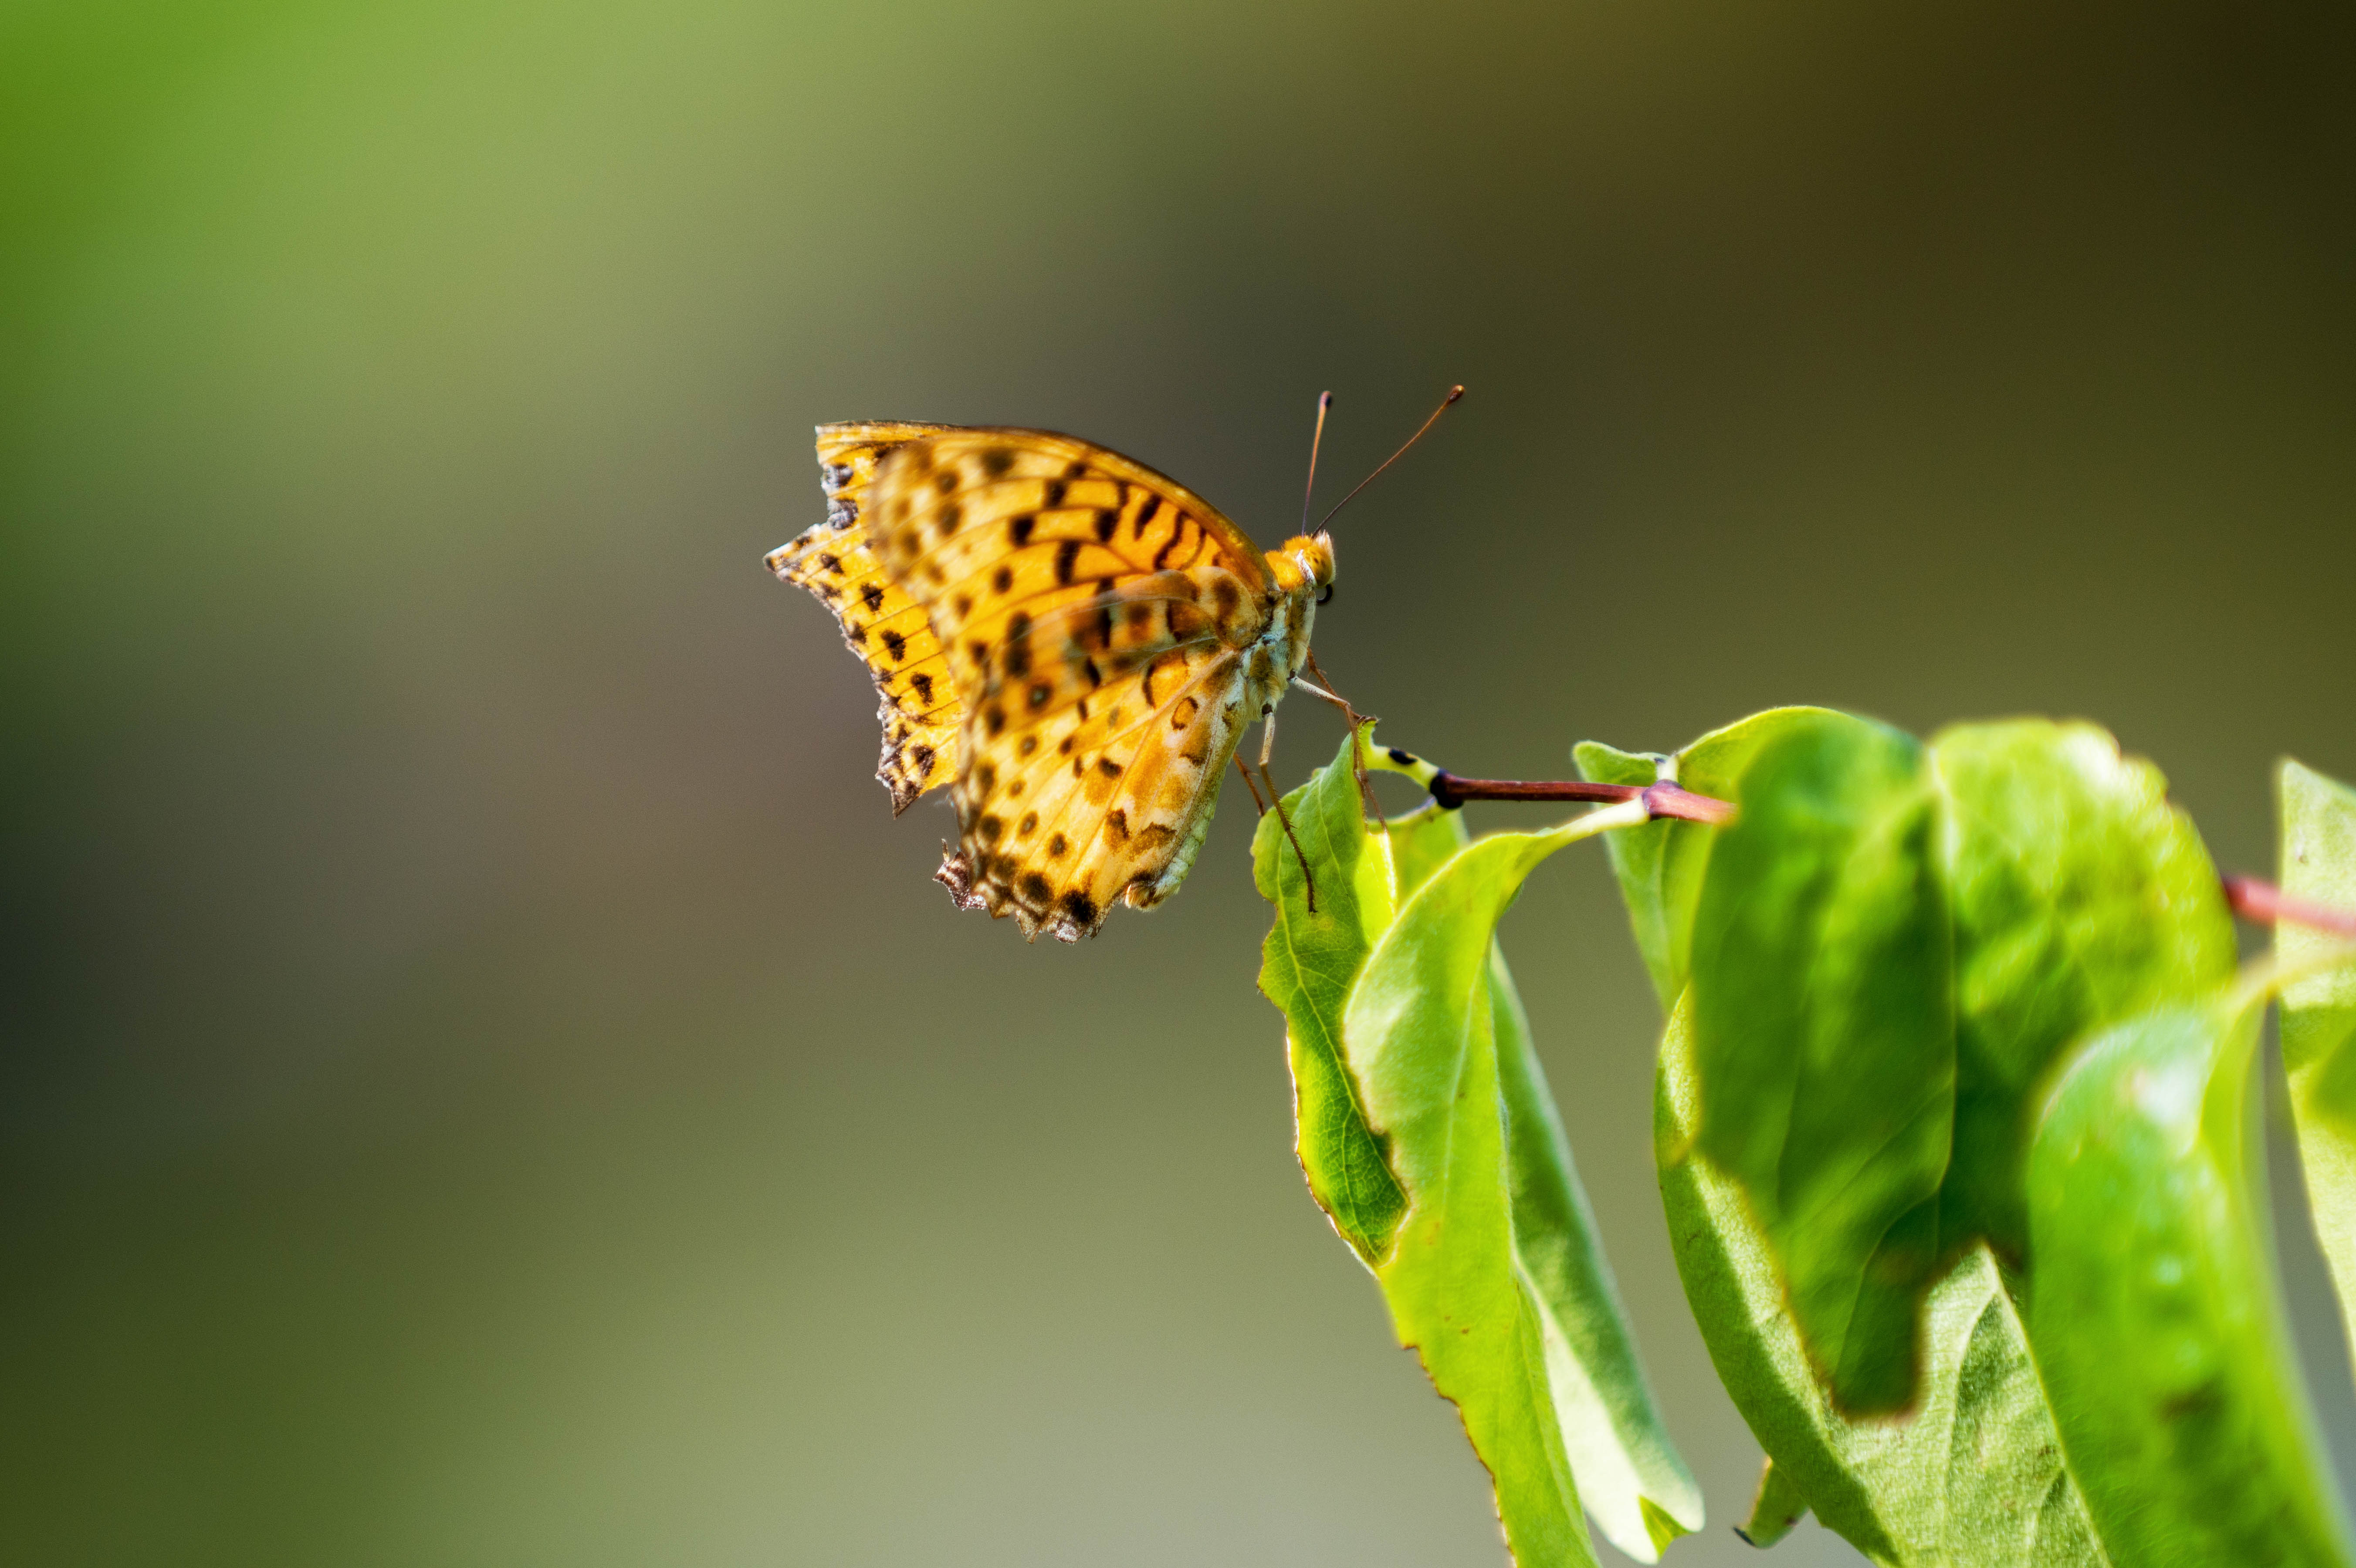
left=768, top=396, right=1452, bottom=941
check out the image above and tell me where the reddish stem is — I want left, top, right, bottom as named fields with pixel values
left=2223, top=875, right=2356, bottom=939
left=1426, top=772, right=1737, bottom=826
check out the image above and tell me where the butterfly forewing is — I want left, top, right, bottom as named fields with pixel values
left=863, top=430, right=1277, bottom=940
left=767, top=423, right=963, bottom=810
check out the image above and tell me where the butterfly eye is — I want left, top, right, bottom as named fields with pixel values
left=1317, top=584, right=1335, bottom=606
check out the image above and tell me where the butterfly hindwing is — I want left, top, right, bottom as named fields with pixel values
left=767, top=423, right=961, bottom=811
left=938, top=641, right=1257, bottom=941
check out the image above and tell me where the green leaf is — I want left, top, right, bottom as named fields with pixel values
left=1255, top=732, right=1699, bottom=1562
left=1591, top=713, right=2236, bottom=1421
left=1344, top=821, right=1608, bottom=1567
left=1575, top=706, right=1834, bottom=1009
left=2280, top=760, right=2356, bottom=1357
left=1933, top=721, right=2236, bottom=1261
left=2027, top=992, right=2355, bottom=1568
left=1254, top=729, right=1408, bottom=1265
left=1735, top=1458, right=1808, bottom=1549
left=1685, top=710, right=1953, bottom=1414
left=1658, top=996, right=2108, bottom=1567
left=1586, top=708, right=2326, bottom=1561
left=1494, top=938, right=1703, bottom=1556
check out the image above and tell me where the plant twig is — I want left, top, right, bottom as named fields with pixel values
left=1425, top=771, right=1737, bottom=826
left=2223, top=875, right=2356, bottom=938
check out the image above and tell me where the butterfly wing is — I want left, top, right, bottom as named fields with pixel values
left=767, top=422, right=962, bottom=811
left=935, top=627, right=1260, bottom=941
left=863, top=429, right=1279, bottom=940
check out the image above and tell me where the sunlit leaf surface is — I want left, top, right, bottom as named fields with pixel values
left=1933, top=721, right=2235, bottom=1260
left=1657, top=995, right=2106, bottom=1567
left=1685, top=710, right=1953, bottom=1414
left=2280, top=760, right=2356, bottom=1358
left=2028, top=994, right=2354, bottom=1568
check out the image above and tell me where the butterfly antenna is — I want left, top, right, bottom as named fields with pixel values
left=1317, top=383, right=1464, bottom=531
left=1300, top=390, right=1334, bottom=533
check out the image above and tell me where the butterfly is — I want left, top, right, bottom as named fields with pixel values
left=768, top=393, right=1455, bottom=942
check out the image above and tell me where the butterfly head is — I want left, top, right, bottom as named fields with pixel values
left=1268, top=531, right=1337, bottom=607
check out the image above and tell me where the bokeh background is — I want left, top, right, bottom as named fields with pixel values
left=7, top=2, right=2356, bottom=1563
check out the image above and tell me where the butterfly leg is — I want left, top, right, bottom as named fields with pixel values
left=1255, top=704, right=1317, bottom=913
left=1233, top=753, right=1271, bottom=814
left=1298, top=651, right=1383, bottom=825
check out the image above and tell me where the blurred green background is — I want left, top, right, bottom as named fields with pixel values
left=7, top=2, right=2356, bottom=1563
